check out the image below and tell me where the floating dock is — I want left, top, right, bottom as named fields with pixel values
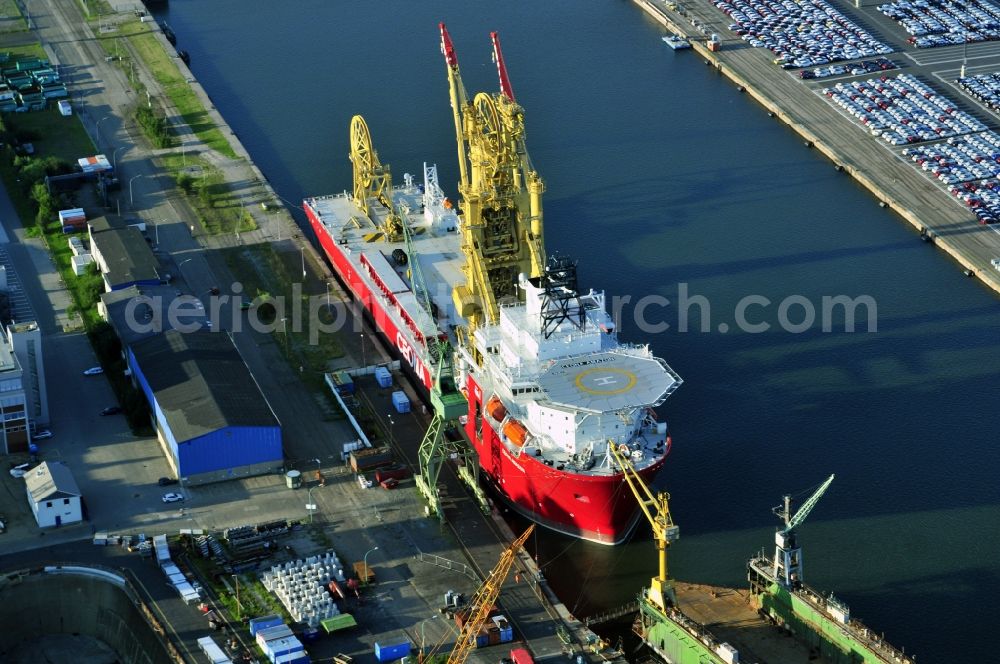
left=632, top=0, right=1000, bottom=295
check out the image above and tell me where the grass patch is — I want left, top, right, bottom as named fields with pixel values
left=158, top=152, right=257, bottom=234
left=91, top=16, right=237, bottom=158
left=222, top=243, right=344, bottom=386
left=7, top=105, right=97, bottom=161
left=0, top=105, right=96, bottom=224
left=0, top=2, right=28, bottom=33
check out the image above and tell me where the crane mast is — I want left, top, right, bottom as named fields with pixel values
left=438, top=24, right=546, bottom=336
left=609, top=443, right=679, bottom=612
left=772, top=474, right=835, bottom=589
left=423, top=525, right=534, bottom=664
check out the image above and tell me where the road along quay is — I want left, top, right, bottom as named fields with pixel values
left=632, top=0, right=1000, bottom=295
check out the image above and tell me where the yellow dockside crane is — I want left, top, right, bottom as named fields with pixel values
left=609, top=443, right=680, bottom=612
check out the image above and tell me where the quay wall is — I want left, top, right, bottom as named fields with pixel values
left=633, top=0, right=1000, bottom=296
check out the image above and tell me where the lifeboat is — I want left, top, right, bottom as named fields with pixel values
left=503, top=419, right=528, bottom=447
left=486, top=396, right=507, bottom=421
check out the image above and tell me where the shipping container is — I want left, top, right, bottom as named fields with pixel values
left=391, top=390, right=410, bottom=413
left=273, top=652, right=311, bottom=664
left=374, top=366, right=392, bottom=388
left=249, top=615, right=285, bottom=636
left=510, top=649, right=534, bottom=664
left=374, top=641, right=411, bottom=663
left=350, top=447, right=393, bottom=472
left=332, top=371, right=355, bottom=395
left=197, top=636, right=233, bottom=664
left=375, top=465, right=411, bottom=484
left=266, top=635, right=304, bottom=660
left=256, top=624, right=295, bottom=650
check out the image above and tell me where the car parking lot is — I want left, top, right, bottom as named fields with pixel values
left=712, top=0, right=892, bottom=68
left=799, top=57, right=896, bottom=80
left=877, top=0, right=1000, bottom=48
left=903, top=131, right=1000, bottom=184
left=823, top=73, right=987, bottom=145
left=957, top=71, right=1000, bottom=112
left=945, top=177, right=1000, bottom=224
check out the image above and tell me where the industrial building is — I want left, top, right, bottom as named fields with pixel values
left=127, top=330, right=282, bottom=484
left=99, top=285, right=208, bottom=347
left=7, top=321, right=48, bottom=427
left=25, top=461, right=82, bottom=528
left=0, top=328, right=30, bottom=454
left=88, top=215, right=161, bottom=292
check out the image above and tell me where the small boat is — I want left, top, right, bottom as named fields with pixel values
left=662, top=34, right=691, bottom=50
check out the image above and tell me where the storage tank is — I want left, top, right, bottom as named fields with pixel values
left=286, top=470, right=302, bottom=489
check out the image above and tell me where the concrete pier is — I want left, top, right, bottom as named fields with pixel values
left=634, top=0, right=1000, bottom=295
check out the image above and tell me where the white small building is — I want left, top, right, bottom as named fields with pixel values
left=25, top=461, right=82, bottom=528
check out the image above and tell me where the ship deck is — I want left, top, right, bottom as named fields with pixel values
left=306, top=189, right=467, bottom=334
left=537, top=351, right=679, bottom=413
left=674, top=583, right=837, bottom=663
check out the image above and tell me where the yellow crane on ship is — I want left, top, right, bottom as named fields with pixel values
left=439, top=24, right=546, bottom=336
left=416, top=26, right=553, bottom=517
left=424, top=525, right=535, bottom=664
left=350, top=114, right=404, bottom=241
left=609, top=443, right=680, bottom=612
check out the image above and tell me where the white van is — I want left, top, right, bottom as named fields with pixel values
left=57, top=100, right=72, bottom=116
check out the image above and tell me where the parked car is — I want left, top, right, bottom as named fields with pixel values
left=83, top=366, right=104, bottom=376
left=162, top=492, right=184, bottom=503
left=157, top=477, right=178, bottom=486
left=31, top=430, right=53, bottom=441
left=100, top=406, right=123, bottom=416
left=9, top=463, right=30, bottom=478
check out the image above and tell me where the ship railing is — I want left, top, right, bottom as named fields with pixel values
left=750, top=555, right=914, bottom=663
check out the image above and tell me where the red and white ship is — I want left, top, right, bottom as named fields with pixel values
left=303, top=29, right=681, bottom=545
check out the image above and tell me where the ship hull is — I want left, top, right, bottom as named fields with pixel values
left=305, top=204, right=434, bottom=389
left=465, top=374, right=667, bottom=545
left=306, top=199, right=667, bottom=545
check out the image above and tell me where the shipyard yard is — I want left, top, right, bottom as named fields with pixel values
left=0, top=0, right=997, bottom=662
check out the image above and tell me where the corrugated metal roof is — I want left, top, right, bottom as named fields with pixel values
left=130, top=330, right=279, bottom=443
left=91, top=225, right=160, bottom=289
left=25, top=461, right=81, bottom=502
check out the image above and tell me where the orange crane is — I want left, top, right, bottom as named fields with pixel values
left=425, top=525, right=535, bottom=664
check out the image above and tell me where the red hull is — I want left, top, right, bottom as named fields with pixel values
left=306, top=200, right=667, bottom=544
left=464, top=375, right=666, bottom=544
left=305, top=203, right=433, bottom=389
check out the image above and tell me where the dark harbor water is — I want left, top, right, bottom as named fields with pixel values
left=152, top=2, right=1000, bottom=660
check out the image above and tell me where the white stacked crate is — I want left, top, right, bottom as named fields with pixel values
left=261, top=551, right=344, bottom=626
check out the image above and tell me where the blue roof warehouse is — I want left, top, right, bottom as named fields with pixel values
left=127, top=329, right=282, bottom=485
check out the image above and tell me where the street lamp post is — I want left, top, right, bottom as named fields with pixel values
left=96, top=114, right=113, bottom=146
left=386, top=414, right=395, bottom=446
left=129, top=174, right=144, bottom=208
left=420, top=615, right=440, bottom=659
left=112, top=145, right=127, bottom=171
left=360, top=333, right=366, bottom=368
left=306, top=486, right=318, bottom=524
left=281, top=317, right=289, bottom=355
left=362, top=546, right=379, bottom=586
left=231, top=574, right=241, bottom=619
left=300, top=246, right=306, bottom=279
